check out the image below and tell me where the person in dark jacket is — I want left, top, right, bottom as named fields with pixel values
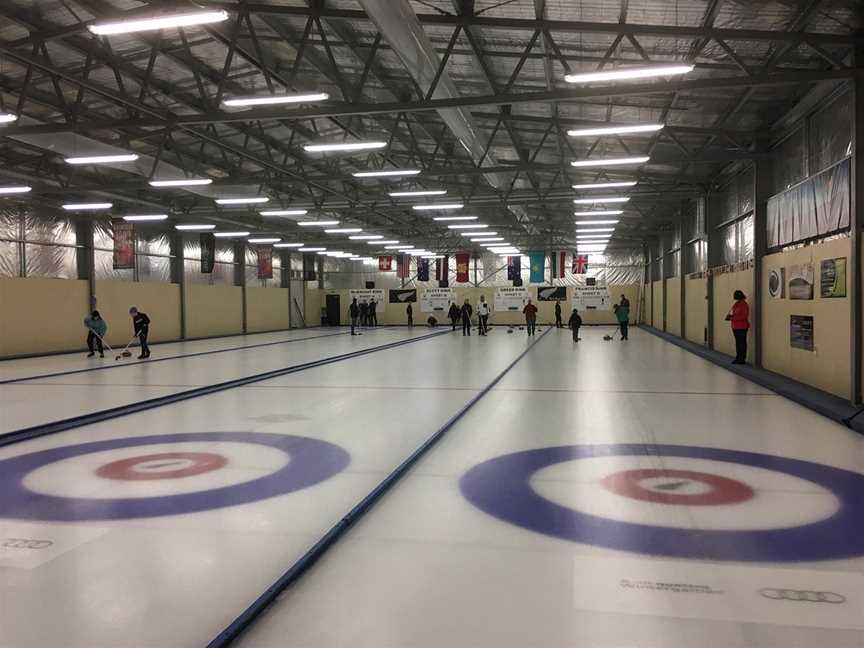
left=369, top=299, right=378, bottom=327
left=406, top=303, right=413, bottom=327
left=84, top=310, right=107, bottom=358
left=129, top=306, right=150, bottom=359
left=568, top=307, right=583, bottom=342
left=554, top=299, right=563, bottom=328
left=427, top=316, right=438, bottom=328
left=349, top=298, right=360, bottom=335
left=460, top=299, right=473, bottom=336
left=448, top=302, right=460, bottom=331
left=359, top=301, right=369, bottom=327
left=523, top=299, right=538, bottom=336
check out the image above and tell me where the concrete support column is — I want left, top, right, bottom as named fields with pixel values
left=705, top=192, right=716, bottom=350
left=752, top=159, right=771, bottom=369
left=851, top=45, right=864, bottom=404
left=75, top=219, right=96, bottom=309
left=170, top=233, right=186, bottom=339
left=234, top=241, right=247, bottom=334
left=680, top=206, right=687, bottom=338
left=647, top=243, right=655, bottom=328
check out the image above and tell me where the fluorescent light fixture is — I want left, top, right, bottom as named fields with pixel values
left=274, top=242, right=304, bottom=248
left=572, top=181, right=638, bottom=190
left=412, top=203, right=463, bottom=211
left=353, top=169, right=420, bottom=178
left=62, top=202, right=112, bottom=211
left=568, top=124, right=664, bottom=137
left=384, top=245, right=408, bottom=250
left=215, top=197, right=269, bottom=205
left=396, top=246, right=416, bottom=251
left=448, top=224, right=486, bottom=230
left=421, top=255, right=445, bottom=259
left=571, top=156, right=649, bottom=168
left=298, top=247, right=326, bottom=252
left=576, top=228, right=615, bottom=233
left=574, top=210, right=624, bottom=216
left=304, top=141, right=387, bottom=153
left=371, top=240, right=399, bottom=245
left=472, top=237, right=503, bottom=242
left=122, top=214, right=168, bottom=222
left=349, top=257, right=362, bottom=261
left=575, top=220, right=620, bottom=225
left=349, top=235, right=383, bottom=240
left=0, top=113, right=18, bottom=124
left=214, top=231, right=250, bottom=238
left=89, top=10, right=229, bottom=35
left=65, top=153, right=139, bottom=165
left=461, top=231, right=497, bottom=237
left=0, top=185, right=32, bottom=194
left=577, top=235, right=612, bottom=240
left=248, top=238, right=281, bottom=244
left=565, top=64, right=694, bottom=84
left=223, top=92, right=328, bottom=107
left=150, top=178, right=212, bottom=187
left=389, top=189, right=446, bottom=197
left=324, top=228, right=362, bottom=234
left=175, top=224, right=215, bottom=231
left=260, top=209, right=308, bottom=217
left=432, top=216, right=477, bottom=222
left=573, top=197, right=630, bottom=204
left=298, top=220, right=339, bottom=227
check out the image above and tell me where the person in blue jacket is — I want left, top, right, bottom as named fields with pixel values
left=84, top=310, right=107, bottom=358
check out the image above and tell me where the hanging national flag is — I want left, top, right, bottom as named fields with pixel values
left=396, top=253, right=411, bottom=279
left=507, top=255, right=521, bottom=282
left=378, top=255, right=392, bottom=271
left=256, top=247, right=273, bottom=279
left=112, top=219, right=135, bottom=270
left=455, top=252, right=470, bottom=283
left=302, top=253, right=317, bottom=281
left=528, top=252, right=545, bottom=283
left=417, top=257, right=430, bottom=281
left=200, top=232, right=215, bottom=273
left=551, top=251, right=566, bottom=278
left=572, top=254, right=589, bottom=275
left=435, top=256, right=448, bottom=281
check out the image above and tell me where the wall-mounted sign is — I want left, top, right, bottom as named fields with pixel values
left=790, top=315, right=814, bottom=351
left=537, top=286, right=566, bottom=301
left=768, top=268, right=785, bottom=299
left=349, top=289, right=386, bottom=312
left=573, top=286, right=612, bottom=311
left=788, top=263, right=814, bottom=300
left=494, top=287, right=530, bottom=311
left=389, top=289, right=417, bottom=303
left=820, top=257, right=847, bottom=298
left=420, top=288, right=456, bottom=312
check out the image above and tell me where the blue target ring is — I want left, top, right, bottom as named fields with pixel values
left=0, top=432, right=350, bottom=521
left=460, top=444, right=864, bottom=561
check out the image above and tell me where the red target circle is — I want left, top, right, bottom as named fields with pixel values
left=95, top=452, right=227, bottom=481
left=601, top=468, right=754, bottom=506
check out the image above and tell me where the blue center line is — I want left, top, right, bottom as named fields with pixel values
left=205, top=327, right=552, bottom=648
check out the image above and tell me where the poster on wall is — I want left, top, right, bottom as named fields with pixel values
left=790, top=315, right=814, bottom=351
left=200, top=233, right=215, bottom=273
left=573, top=285, right=612, bottom=310
left=788, top=263, right=814, bottom=300
left=112, top=219, right=135, bottom=269
left=420, top=287, right=456, bottom=312
left=768, top=268, right=785, bottom=299
left=820, top=257, right=847, bottom=298
left=494, top=287, right=530, bottom=311
left=389, top=289, right=417, bottom=303
left=537, top=286, right=566, bottom=301
left=349, top=289, right=386, bottom=312
left=256, top=247, right=273, bottom=279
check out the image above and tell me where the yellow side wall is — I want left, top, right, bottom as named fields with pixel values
left=306, top=285, right=642, bottom=327
left=761, top=238, right=851, bottom=398
left=665, top=277, right=681, bottom=336
left=652, top=281, right=663, bottom=328
left=246, top=287, right=290, bottom=333
left=95, top=280, right=181, bottom=346
left=685, top=276, right=708, bottom=345
left=186, top=284, right=243, bottom=338
left=0, top=277, right=89, bottom=356
left=712, top=268, right=754, bottom=361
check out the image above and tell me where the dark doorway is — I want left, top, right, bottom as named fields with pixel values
left=325, top=294, right=341, bottom=326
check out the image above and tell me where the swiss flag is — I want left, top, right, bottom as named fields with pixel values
left=572, top=254, right=588, bottom=274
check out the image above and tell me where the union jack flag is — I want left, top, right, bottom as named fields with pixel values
left=572, top=254, right=589, bottom=274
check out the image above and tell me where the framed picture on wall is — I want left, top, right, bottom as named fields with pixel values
left=788, top=263, right=814, bottom=300
left=768, top=268, right=785, bottom=299
left=820, top=257, right=847, bottom=298
left=790, top=315, right=814, bottom=351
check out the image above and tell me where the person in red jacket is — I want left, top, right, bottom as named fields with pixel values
left=728, top=290, right=750, bottom=364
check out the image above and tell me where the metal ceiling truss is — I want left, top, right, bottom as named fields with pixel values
left=0, top=0, right=860, bottom=251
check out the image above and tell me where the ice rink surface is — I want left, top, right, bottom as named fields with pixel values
left=2, top=325, right=863, bottom=648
